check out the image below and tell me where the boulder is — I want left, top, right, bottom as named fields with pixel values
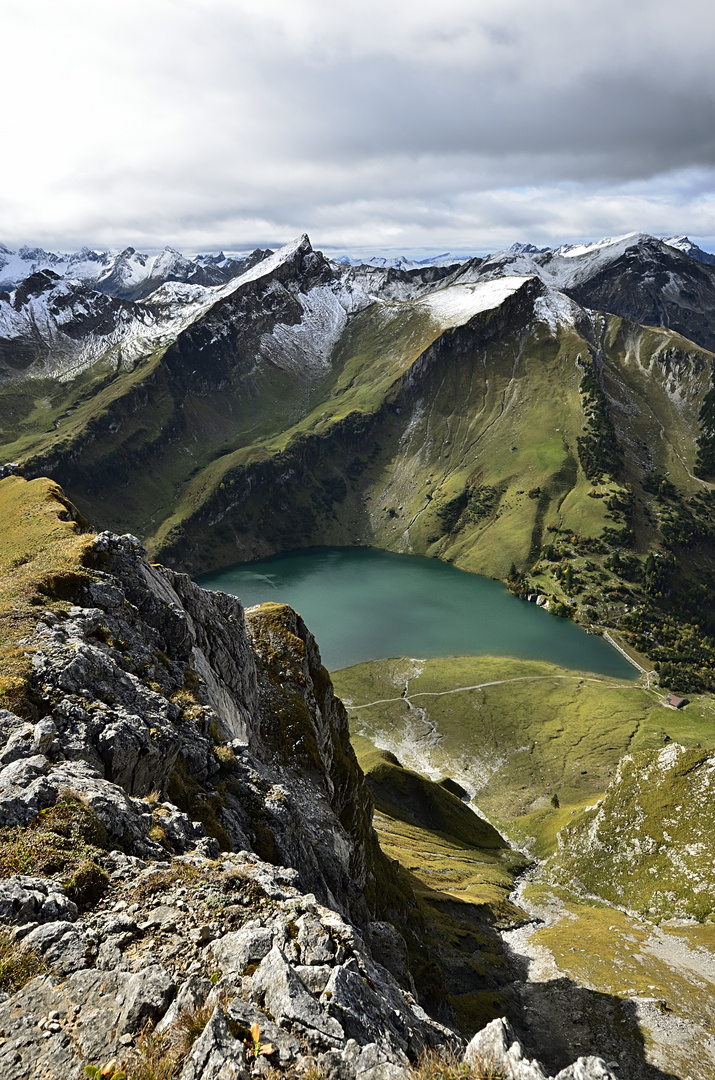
left=117, top=964, right=176, bottom=1034
left=179, top=1005, right=249, bottom=1080
left=211, top=924, right=274, bottom=975
left=250, top=944, right=344, bottom=1048
left=0, top=877, right=77, bottom=926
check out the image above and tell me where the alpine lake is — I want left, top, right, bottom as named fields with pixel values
left=197, top=546, right=635, bottom=679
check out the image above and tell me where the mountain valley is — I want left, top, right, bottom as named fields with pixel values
left=0, top=230, right=715, bottom=1079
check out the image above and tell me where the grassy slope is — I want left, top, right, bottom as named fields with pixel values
left=333, top=655, right=715, bottom=855
left=351, top=735, right=527, bottom=912
left=344, top=657, right=715, bottom=1074
left=148, top=297, right=604, bottom=574
left=548, top=743, right=715, bottom=919
left=146, top=301, right=441, bottom=553
left=0, top=475, right=95, bottom=716
left=4, top=282, right=713, bottom=639
left=350, top=736, right=530, bottom=1032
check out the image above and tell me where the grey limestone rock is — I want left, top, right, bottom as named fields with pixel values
left=250, top=943, right=345, bottom=1048
left=0, top=722, right=35, bottom=766
left=32, top=717, right=58, bottom=755
left=321, top=1038, right=410, bottom=1080
left=210, top=923, right=274, bottom=975
left=0, top=754, right=50, bottom=792
left=117, top=964, right=176, bottom=1033
left=0, top=968, right=171, bottom=1078
left=0, top=876, right=78, bottom=925
left=179, top=1004, right=249, bottom=1080
left=294, top=962, right=333, bottom=994
left=463, top=1019, right=617, bottom=1080
left=156, top=974, right=213, bottom=1034
left=320, top=964, right=412, bottom=1058
left=22, top=919, right=91, bottom=975
left=368, top=921, right=415, bottom=994
left=297, top=910, right=337, bottom=964
left=554, top=1060, right=618, bottom=1080
left=224, top=995, right=303, bottom=1065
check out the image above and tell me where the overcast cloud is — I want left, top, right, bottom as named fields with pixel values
left=3, top=0, right=715, bottom=255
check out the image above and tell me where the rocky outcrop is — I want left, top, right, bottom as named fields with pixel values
left=3, top=529, right=385, bottom=924
left=0, top=848, right=455, bottom=1079
left=464, top=1019, right=617, bottom=1080
left=0, top=527, right=451, bottom=1077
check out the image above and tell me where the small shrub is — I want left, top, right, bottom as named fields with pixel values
left=148, top=824, right=171, bottom=851
left=214, top=745, right=237, bottom=777
left=124, top=1025, right=177, bottom=1080
left=176, top=1001, right=215, bottom=1052
left=64, top=860, right=110, bottom=910
left=244, top=1021, right=275, bottom=1059
left=411, top=1048, right=506, bottom=1080
left=84, top=1062, right=126, bottom=1080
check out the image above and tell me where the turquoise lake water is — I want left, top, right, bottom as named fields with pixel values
left=197, top=547, right=635, bottom=678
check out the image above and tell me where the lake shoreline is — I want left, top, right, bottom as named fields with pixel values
left=198, top=545, right=636, bottom=679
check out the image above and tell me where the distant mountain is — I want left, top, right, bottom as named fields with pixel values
left=663, top=234, right=715, bottom=267
left=0, top=242, right=274, bottom=299
left=446, top=232, right=715, bottom=351
left=336, top=252, right=468, bottom=270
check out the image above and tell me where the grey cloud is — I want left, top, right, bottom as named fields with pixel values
left=2, top=0, right=715, bottom=252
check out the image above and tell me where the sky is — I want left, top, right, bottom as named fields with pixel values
left=3, top=0, right=715, bottom=257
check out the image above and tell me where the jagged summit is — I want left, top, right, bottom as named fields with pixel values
left=663, top=234, right=715, bottom=266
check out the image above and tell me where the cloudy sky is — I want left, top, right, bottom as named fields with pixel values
left=3, top=0, right=715, bottom=256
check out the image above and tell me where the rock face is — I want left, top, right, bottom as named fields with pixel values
left=4, top=530, right=382, bottom=924
left=0, top=519, right=631, bottom=1078
left=0, top=527, right=454, bottom=1077
left=464, top=1019, right=617, bottom=1080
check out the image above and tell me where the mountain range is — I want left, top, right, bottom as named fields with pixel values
left=1, top=228, right=714, bottom=689
left=2, top=227, right=715, bottom=1079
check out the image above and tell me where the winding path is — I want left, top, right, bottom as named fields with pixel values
left=345, top=672, right=642, bottom=711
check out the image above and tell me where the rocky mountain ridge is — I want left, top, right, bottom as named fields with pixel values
left=0, top=475, right=623, bottom=1080
left=0, top=243, right=274, bottom=300
left=2, top=231, right=715, bottom=690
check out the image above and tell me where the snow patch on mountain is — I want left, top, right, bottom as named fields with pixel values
left=556, top=233, right=640, bottom=259
left=663, top=235, right=715, bottom=267
left=260, top=285, right=351, bottom=375
left=415, top=277, right=530, bottom=329
left=533, top=289, right=581, bottom=334
left=453, top=232, right=660, bottom=293
left=235, top=234, right=309, bottom=287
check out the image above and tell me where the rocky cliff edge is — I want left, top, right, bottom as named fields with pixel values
left=0, top=477, right=616, bottom=1080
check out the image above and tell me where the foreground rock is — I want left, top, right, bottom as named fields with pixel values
left=0, top=528, right=451, bottom=1077
left=465, top=1019, right=616, bottom=1080
left=0, top=850, right=454, bottom=1079
left=0, top=517, right=623, bottom=1078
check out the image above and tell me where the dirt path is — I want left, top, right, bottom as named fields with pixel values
left=345, top=673, right=639, bottom=711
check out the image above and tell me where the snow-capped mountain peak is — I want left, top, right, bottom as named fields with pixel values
left=663, top=235, right=715, bottom=267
